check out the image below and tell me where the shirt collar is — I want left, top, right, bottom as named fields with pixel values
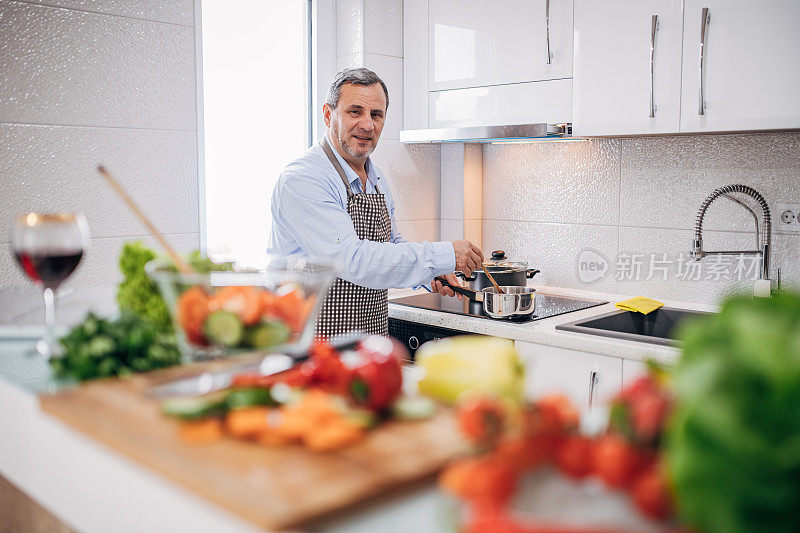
left=324, top=134, right=381, bottom=190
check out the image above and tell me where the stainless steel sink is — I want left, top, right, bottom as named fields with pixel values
left=555, top=307, right=713, bottom=347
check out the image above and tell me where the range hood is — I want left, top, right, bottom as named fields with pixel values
left=399, top=123, right=572, bottom=143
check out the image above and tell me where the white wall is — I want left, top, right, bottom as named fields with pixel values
left=482, top=132, right=800, bottom=303
left=0, top=0, right=200, bottom=289
left=335, top=0, right=442, bottom=243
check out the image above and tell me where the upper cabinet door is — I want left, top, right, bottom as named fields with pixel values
left=428, top=0, right=574, bottom=92
left=572, top=0, right=683, bottom=136
left=680, top=0, right=800, bottom=133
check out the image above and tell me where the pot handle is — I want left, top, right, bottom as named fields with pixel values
left=434, top=276, right=481, bottom=301
left=453, top=270, right=475, bottom=281
left=526, top=268, right=541, bottom=279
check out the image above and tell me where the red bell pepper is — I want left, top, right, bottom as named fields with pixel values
left=348, top=336, right=405, bottom=411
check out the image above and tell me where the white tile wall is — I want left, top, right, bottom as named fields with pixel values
left=0, top=2, right=195, bottom=130
left=484, top=139, right=621, bottom=225
left=0, top=0, right=198, bottom=289
left=0, top=233, right=199, bottom=289
left=371, top=140, right=441, bottom=222
left=25, top=0, right=194, bottom=25
left=620, top=133, right=800, bottom=233
left=483, top=220, right=620, bottom=294
left=0, top=125, right=198, bottom=242
left=482, top=132, right=800, bottom=304
left=336, top=0, right=364, bottom=56
left=396, top=219, right=439, bottom=243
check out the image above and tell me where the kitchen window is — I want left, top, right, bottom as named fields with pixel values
left=198, top=0, right=313, bottom=268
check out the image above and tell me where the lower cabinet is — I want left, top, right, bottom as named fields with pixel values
left=622, top=359, right=651, bottom=388
left=515, top=341, right=623, bottom=419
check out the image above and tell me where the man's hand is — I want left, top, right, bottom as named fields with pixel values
left=432, top=272, right=462, bottom=300
left=452, top=240, right=484, bottom=277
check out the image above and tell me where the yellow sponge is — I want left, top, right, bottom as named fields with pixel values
left=615, top=296, right=664, bottom=315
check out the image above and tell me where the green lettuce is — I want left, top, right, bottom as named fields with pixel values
left=666, top=292, right=800, bottom=533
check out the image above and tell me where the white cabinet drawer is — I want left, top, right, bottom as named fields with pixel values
left=516, top=341, right=622, bottom=419
left=429, top=79, right=572, bottom=129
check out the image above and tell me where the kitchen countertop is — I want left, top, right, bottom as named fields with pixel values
left=0, top=283, right=714, bottom=532
left=389, top=284, right=718, bottom=366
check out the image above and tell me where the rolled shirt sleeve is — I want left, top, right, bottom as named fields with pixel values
left=269, top=157, right=455, bottom=290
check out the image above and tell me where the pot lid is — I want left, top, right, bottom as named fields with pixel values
left=479, top=250, right=528, bottom=273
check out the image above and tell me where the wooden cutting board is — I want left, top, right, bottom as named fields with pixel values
left=39, top=361, right=469, bottom=531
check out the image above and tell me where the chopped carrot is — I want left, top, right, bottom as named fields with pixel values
left=177, top=287, right=210, bottom=344
left=179, top=418, right=223, bottom=444
left=255, top=430, right=293, bottom=447
left=304, top=422, right=364, bottom=451
left=224, top=407, right=272, bottom=439
left=274, top=289, right=306, bottom=333
left=239, top=287, right=265, bottom=325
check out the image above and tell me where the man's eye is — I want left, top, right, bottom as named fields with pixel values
left=372, top=113, right=384, bottom=119
left=349, top=110, right=360, bottom=116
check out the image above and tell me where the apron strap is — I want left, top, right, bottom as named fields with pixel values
left=320, top=138, right=355, bottom=200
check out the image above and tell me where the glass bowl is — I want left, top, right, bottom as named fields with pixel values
left=146, top=256, right=336, bottom=362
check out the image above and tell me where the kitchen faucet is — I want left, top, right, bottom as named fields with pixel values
left=691, top=184, right=779, bottom=295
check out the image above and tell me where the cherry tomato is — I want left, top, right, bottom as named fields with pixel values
left=554, top=436, right=593, bottom=480
left=631, top=462, right=673, bottom=521
left=458, top=397, right=506, bottom=447
left=592, top=433, right=642, bottom=489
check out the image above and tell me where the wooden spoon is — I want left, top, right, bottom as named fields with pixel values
left=97, top=165, right=195, bottom=275
left=481, top=265, right=505, bottom=294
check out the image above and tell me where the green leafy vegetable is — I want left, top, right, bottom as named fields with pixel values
left=117, top=241, right=173, bottom=334
left=116, top=242, right=234, bottom=336
left=665, top=291, right=800, bottom=533
left=52, top=312, right=181, bottom=381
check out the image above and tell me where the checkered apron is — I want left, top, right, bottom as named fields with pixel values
left=315, top=138, right=391, bottom=339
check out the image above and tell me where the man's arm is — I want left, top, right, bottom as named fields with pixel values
left=277, top=173, right=456, bottom=289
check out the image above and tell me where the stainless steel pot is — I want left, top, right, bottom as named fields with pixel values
left=455, top=250, right=540, bottom=291
left=434, top=276, right=536, bottom=319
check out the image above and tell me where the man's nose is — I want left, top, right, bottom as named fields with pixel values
left=357, top=115, right=375, bottom=131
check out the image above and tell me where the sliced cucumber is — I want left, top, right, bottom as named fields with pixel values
left=391, top=395, right=436, bottom=421
left=225, top=387, right=276, bottom=410
left=204, top=310, right=244, bottom=347
left=247, top=320, right=290, bottom=349
left=161, top=392, right=227, bottom=420
left=345, top=407, right=379, bottom=429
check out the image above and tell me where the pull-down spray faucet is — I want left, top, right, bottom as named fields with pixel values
left=691, top=184, right=778, bottom=295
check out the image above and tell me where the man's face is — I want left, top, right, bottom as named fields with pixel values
left=324, top=83, right=386, bottom=162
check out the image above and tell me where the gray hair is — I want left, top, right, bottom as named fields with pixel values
left=326, top=68, right=389, bottom=110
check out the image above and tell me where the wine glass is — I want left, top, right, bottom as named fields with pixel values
left=12, top=213, right=90, bottom=359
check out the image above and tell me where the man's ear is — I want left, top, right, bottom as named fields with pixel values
left=322, top=104, right=332, bottom=127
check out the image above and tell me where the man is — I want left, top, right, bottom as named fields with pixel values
left=268, top=68, right=482, bottom=338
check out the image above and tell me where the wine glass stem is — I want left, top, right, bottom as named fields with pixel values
left=43, top=287, right=56, bottom=359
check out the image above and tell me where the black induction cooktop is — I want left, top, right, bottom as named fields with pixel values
left=391, top=291, right=607, bottom=322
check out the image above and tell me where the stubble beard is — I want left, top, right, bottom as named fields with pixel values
left=341, top=136, right=374, bottom=160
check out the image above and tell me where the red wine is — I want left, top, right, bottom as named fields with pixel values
left=14, top=250, right=83, bottom=289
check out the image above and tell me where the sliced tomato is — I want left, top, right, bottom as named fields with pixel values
left=458, top=397, right=506, bottom=447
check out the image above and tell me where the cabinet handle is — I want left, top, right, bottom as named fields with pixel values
left=649, top=15, right=659, bottom=118
left=698, top=7, right=710, bottom=116
left=545, top=0, right=552, bottom=64
left=588, top=370, right=599, bottom=412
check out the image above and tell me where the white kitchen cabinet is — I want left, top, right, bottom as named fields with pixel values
left=516, top=341, right=622, bottom=419
left=428, top=0, right=573, bottom=92
left=404, top=0, right=574, bottom=131
left=572, top=0, right=684, bottom=136
left=622, top=359, right=651, bottom=388
left=679, top=0, right=800, bottom=133
left=429, top=79, right=572, bottom=128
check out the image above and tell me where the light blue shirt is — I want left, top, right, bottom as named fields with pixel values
left=267, top=135, right=455, bottom=289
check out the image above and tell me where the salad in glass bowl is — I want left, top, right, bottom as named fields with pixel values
left=146, top=256, right=336, bottom=361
